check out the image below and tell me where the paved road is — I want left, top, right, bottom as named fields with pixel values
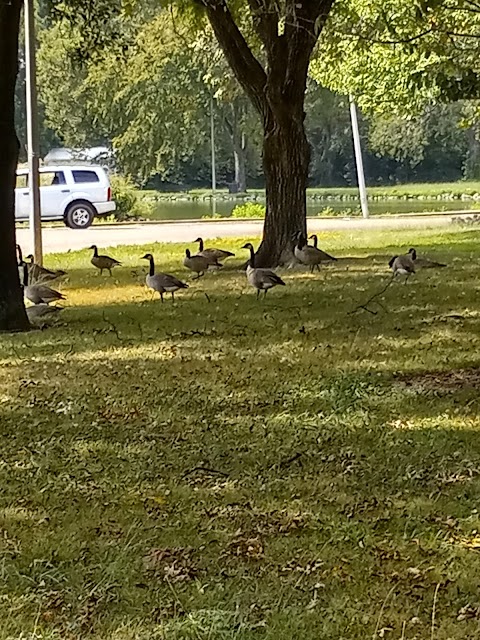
left=16, top=214, right=458, bottom=255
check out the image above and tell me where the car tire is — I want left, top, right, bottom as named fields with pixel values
left=64, top=202, right=95, bottom=229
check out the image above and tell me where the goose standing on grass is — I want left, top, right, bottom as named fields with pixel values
left=25, top=254, right=66, bottom=284
left=183, top=249, right=211, bottom=279
left=407, top=247, right=447, bottom=269
left=294, top=233, right=336, bottom=273
left=26, top=304, right=63, bottom=326
left=194, top=237, right=235, bottom=265
left=308, top=235, right=337, bottom=261
left=389, top=249, right=416, bottom=283
left=242, top=243, right=286, bottom=299
left=141, top=253, right=188, bottom=302
left=89, top=245, right=121, bottom=276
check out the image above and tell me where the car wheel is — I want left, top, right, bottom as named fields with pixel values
left=64, top=202, right=95, bottom=229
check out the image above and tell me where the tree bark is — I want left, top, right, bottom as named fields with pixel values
left=204, top=0, right=335, bottom=266
left=0, top=0, right=30, bottom=331
left=257, top=108, right=310, bottom=265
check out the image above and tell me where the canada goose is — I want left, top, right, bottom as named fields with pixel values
left=24, top=278, right=66, bottom=305
left=26, top=304, right=63, bottom=325
left=141, top=253, right=188, bottom=302
left=16, top=245, right=27, bottom=286
left=242, top=243, right=286, bottom=299
left=294, top=233, right=336, bottom=273
left=183, top=249, right=211, bottom=279
left=25, top=254, right=66, bottom=284
left=408, top=247, right=446, bottom=269
left=308, top=235, right=337, bottom=260
left=389, top=249, right=416, bottom=283
left=89, top=245, right=121, bottom=276
left=194, top=237, right=235, bottom=263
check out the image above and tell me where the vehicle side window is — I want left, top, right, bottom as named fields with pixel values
left=16, top=174, right=28, bottom=189
left=39, top=171, right=66, bottom=186
left=72, top=170, right=100, bottom=184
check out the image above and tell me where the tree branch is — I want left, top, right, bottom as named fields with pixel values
left=201, top=0, right=268, bottom=116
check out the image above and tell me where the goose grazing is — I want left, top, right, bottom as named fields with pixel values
left=183, top=249, right=211, bottom=279
left=141, top=253, right=188, bottom=302
left=294, top=233, right=336, bottom=273
left=194, top=237, right=235, bottom=264
left=25, top=254, right=66, bottom=284
left=407, top=247, right=447, bottom=269
left=242, top=243, right=286, bottom=299
left=26, top=304, right=63, bottom=325
left=89, top=245, right=121, bottom=276
left=389, top=249, right=416, bottom=283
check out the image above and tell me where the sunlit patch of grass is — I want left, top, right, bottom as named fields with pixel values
left=1, top=227, right=480, bottom=638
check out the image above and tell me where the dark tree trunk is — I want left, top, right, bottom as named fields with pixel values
left=204, top=0, right=335, bottom=266
left=256, top=105, right=310, bottom=266
left=0, top=0, right=30, bottom=331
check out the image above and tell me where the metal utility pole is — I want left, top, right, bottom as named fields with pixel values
left=210, top=95, right=217, bottom=215
left=24, top=0, right=43, bottom=264
left=349, top=96, right=369, bottom=219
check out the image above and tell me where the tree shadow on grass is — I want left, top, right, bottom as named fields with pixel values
left=1, top=349, right=480, bottom=638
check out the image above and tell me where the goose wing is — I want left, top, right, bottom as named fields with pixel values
left=256, top=268, right=286, bottom=286
left=153, top=273, right=189, bottom=290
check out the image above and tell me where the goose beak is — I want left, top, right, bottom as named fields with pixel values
left=140, top=254, right=149, bottom=260
left=241, top=244, right=250, bottom=250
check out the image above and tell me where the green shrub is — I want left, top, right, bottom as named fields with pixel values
left=109, top=174, right=142, bottom=221
left=231, top=202, right=266, bottom=218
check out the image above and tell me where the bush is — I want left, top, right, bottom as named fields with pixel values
left=231, top=202, right=266, bottom=218
left=109, top=174, right=142, bottom=221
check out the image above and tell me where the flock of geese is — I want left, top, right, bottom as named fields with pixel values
left=15, top=233, right=447, bottom=324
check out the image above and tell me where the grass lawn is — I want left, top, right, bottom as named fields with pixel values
left=2, top=228, right=480, bottom=639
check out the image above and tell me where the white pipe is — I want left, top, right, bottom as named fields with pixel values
left=349, top=96, right=369, bottom=219
left=24, top=0, right=43, bottom=264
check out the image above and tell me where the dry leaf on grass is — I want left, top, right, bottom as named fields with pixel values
left=143, top=547, right=198, bottom=582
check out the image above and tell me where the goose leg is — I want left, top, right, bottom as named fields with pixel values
left=256, top=289, right=260, bottom=300
left=264, top=289, right=268, bottom=299
left=160, top=292, right=164, bottom=303
left=171, top=292, right=175, bottom=303
left=108, top=268, right=113, bottom=277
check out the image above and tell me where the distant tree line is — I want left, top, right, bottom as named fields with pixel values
left=15, top=7, right=480, bottom=192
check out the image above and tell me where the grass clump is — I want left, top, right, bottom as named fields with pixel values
left=1, top=228, right=480, bottom=638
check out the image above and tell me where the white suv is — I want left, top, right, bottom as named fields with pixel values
left=15, top=165, right=116, bottom=229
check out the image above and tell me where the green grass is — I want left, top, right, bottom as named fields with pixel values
left=2, top=228, right=480, bottom=639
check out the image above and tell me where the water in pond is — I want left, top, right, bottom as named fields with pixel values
left=146, top=197, right=480, bottom=221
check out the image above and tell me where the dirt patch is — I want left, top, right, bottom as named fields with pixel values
left=395, top=368, right=480, bottom=392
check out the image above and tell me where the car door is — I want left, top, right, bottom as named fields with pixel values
left=15, top=172, right=30, bottom=220
left=39, top=170, right=70, bottom=219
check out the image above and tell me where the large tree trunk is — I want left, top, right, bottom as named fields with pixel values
left=0, top=0, right=30, bottom=332
left=204, top=0, right=335, bottom=266
left=256, top=108, right=310, bottom=266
